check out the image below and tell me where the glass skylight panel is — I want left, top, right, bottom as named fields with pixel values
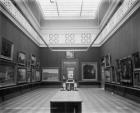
left=36, top=0, right=101, bottom=18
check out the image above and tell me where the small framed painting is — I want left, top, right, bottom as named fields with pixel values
left=105, top=54, right=111, bottom=68
left=31, top=54, right=36, bottom=66
left=104, top=68, right=111, bottom=82
left=82, top=62, right=97, bottom=81
left=17, top=51, right=26, bottom=65
left=36, top=70, right=41, bottom=81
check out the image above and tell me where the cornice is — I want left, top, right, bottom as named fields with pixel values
left=99, top=0, right=122, bottom=30
left=21, top=0, right=40, bottom=28
left=0, top=4, right=40, bottom=46
left=0, top=0, right=45, bottom=47
left=93, top=0, right=140, bottom=47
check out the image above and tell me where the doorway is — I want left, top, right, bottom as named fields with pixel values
left=62, top=59, right=79, bottom=81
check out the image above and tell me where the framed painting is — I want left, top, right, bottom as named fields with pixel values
left=115, top=59, right=121, bottom=83
left=17, top=51, right=26, bottom=65
left=104, top=68, right=111, bottom=82
left=30, top=54, right=36, bottom=66
left=42, top=67, right=59, bottom=81
left=0, top=38, right=14, bottom=61
left=26, top=71, right=31, bottom=83
left=17, top=67, right=27, bottom=83
left=82, top=62, right=97, bottom=81
left=111, top=66, right=116, bottom=83
left=0, top=65, right=15, bottom=87
left=133, top=70, right=140, bottom=88
left=105, top=54, right=111, bottom=68
left=132, top=52, right=140, bottom=69
left=36, top=70, right=41, bottom=81
left=120, top=57, right=133, bottom=84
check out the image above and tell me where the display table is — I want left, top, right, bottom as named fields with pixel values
left=50, top=91, right=82, bottom=113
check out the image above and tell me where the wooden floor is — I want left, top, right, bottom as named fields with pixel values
left=0, top=88, right=140, bottom=113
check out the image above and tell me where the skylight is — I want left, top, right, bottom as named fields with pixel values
left=36, top=0, right=101, bottom=19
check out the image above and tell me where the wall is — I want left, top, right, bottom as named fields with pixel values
left=0, top=12, right=40, bottom=62
left=40, top=47, right=101, bottom=81
left=100, top=8, right=140, bottom=65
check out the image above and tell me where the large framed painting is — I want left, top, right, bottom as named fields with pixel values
left=0, top=38, right=14, bottom=61
left=0, top=65, right=15, bottom=87
left=42, top=68, right=59, bottom=81
left=120, top=57, right=133, bottom=85
left=82, top=62, right=97, bottom=81
left=132, top=52, right=140, bottom=69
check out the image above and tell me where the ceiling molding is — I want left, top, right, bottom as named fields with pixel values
left=0, top=0, right=47, bottom=47
left=20, top=0, right=40, bottom=28
left=99, top=0, right=140, bottom=46
left=0, top=3, right=40, bottom=46
left=93, top=0, right=140, bottom=46
left=99, top=0, right=122, bottom=30
left=40, top=44, right=100, bottom=48
left=51, top=49, right=88, bottom=52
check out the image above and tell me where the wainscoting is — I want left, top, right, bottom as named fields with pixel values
left=105, top=82, right=140, bottom=103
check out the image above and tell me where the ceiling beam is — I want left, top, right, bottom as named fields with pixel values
left=80, top=0, right=83, bottom=16
left=56, top=1, right=59, bottom=16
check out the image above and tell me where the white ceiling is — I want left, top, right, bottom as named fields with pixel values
left=36, top=0, right=101, bottom=19
left=1, top=0, right=138, bottom=51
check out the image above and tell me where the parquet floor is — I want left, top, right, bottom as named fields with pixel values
left=0, top=88, right=140, bottom=113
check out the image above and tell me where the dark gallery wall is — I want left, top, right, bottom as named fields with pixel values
left=100, top=8, right=140, bottom=65
left=0, top=12, right=40, bottom=61
left=40, top=47, right=101, bottom=81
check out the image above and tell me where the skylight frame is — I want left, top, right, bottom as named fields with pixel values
left=36, top=0, right=101, bottom=19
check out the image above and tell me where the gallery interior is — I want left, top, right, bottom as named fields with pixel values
left=0, top=0, right=140, bottom=113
